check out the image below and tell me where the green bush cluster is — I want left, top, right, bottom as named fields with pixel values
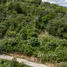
left=38, top=36, right=67, bottom=62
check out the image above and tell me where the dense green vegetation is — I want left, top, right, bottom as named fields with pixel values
left=0, top=59, right=30, bottom=67
left=0, top=0, right=67, bottom=64
left=54, top=62, right=67, bottom=67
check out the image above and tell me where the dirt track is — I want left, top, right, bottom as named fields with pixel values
left=0, top=54, right=49, bottom=67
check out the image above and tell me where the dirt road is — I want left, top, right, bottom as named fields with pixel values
left=0, top=54, right=49, bottom=67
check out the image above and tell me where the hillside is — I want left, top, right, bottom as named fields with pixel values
left=0, top=0, right=67, bottom=67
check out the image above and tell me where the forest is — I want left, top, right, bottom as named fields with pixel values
left=0, top=0, right=67, bottom=67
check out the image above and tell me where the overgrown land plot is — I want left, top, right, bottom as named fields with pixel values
left=0, top=0, right=67, bottom=67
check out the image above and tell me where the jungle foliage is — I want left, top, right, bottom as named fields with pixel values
left=0, top=0, right=67, bottom=64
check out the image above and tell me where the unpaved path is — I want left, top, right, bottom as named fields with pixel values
left=0, top=54, right=49, bottom=67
